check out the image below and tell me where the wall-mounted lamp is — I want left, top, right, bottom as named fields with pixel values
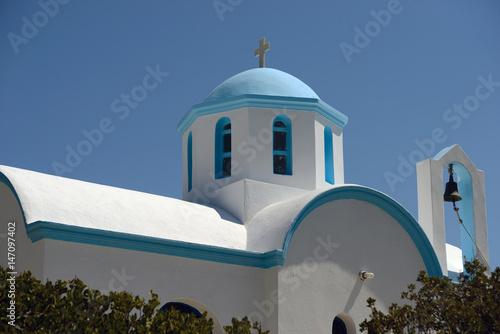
left=359, top=271, right=374, bottom=282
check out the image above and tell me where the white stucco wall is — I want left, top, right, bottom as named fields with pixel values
left=23, top=236, right=273, bottom=334
left=274, top=199, right=426, bottom=334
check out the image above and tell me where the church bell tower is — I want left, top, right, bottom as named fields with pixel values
left=417, top=145, right=489, bottom=276
left=177, top=39, right=348, bottom=223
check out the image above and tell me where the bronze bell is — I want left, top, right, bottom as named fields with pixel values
left=444, top=165, right=462, bottom=202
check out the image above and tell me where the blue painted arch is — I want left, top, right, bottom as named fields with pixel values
left=282, top=185, right=443, bottom=277
left=178, top=94, right=348, bottom=135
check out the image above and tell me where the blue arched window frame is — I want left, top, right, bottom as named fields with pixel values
left=332, top=316, right=347, bottom=334
left=215, top=117, right=231, bottom=179
left=324, top=124, right=334, bottom=184
left=187, top=131, right=193, bottom=192
left=273, top=114, right=292, bottom=175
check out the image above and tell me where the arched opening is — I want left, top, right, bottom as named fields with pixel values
left=332, top=312, right=355, bottom=334
left=443, top=166, right=461, bottom=250
left=332, top=317, right=347, bottom=334
left=161, top=299, right=223, bottom=334
left=273, top=114, right=292, bottom=175
left=215, top=117, right=231, bottom=179
left=324, top=124, right=334, bottom=184
left=442, top=162, right=474, bottom=265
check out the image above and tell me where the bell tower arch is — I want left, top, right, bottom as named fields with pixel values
left=417, top=145, right=489, bottom=276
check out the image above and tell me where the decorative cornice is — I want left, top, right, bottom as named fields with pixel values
left=177, top=94, right=348, bottom=135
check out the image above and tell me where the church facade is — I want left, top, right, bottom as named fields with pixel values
left=0, top=65, right=489, bottom=333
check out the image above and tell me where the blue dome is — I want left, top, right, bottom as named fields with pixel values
left=204, top=68, right=320, bottom=102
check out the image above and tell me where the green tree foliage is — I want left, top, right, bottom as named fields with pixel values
left=360, top=259, right=500, bottom=334
left=0, top=266, right=266, bottom=333
left=223, top=316, right=269, bottom=334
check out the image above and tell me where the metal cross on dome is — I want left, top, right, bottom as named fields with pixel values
left=254, top=37, right=270, bottom=68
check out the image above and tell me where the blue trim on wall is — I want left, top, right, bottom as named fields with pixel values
left=188, top=132, right=193, bottom=192
left=177, top=94, right=348, bottom=135
left=324, top=124, right=334, bottom=184
left=282, top=186, right=443, bottom=277
left=25, top=220, right=284, bottom=269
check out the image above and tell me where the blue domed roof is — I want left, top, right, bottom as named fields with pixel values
left=204, top=68, right=320, bottom=102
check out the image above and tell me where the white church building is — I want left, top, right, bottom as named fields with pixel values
left=0, top=46, right=490, bottom=333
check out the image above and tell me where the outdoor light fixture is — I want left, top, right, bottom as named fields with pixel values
left=359, top=271, right=374, bottom=282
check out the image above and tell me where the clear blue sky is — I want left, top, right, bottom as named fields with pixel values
left=1, top=1, right=499, bottom=270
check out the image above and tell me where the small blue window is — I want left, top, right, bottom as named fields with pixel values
left=188, top=132, right=193, bottom=192
left=215, top=117, right=231, bottom=179
left=324, top=125, right=334, bottom=184
left=332, top=316, right=347, bottom=334
left=273, top=114, right=292, bottom=175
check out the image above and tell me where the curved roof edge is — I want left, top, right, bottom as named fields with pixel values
left=177, top=94, right=348, bottom=135
left=0, top=165, right=247, bottom=251
left=0, top=170, right=26, bottom=225
left=282, top=185, right=443, bottom=277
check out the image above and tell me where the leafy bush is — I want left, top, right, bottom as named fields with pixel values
left=0, top=267, right=266, bottom=333
left=360, top=259, right=500, bottom=334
